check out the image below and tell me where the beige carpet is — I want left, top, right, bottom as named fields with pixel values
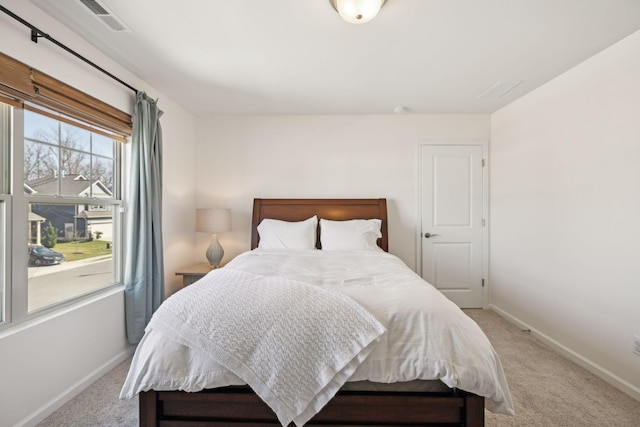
left=36, top=358, right=137, bottom=427
left=37, top=309, right=640, bottom=426
left=465, top=309, right=640, bottom=427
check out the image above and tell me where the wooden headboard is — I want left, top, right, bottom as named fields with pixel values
left=251, top=198, right=388, bottom=251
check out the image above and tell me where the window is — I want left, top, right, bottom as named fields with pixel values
left=24, top=105, right=120, bottom=311
left=0, top=102, right=9, bottom=323
left=1, top=103, right=123, bottom=318
left=0, top=52, right=131, bottom=327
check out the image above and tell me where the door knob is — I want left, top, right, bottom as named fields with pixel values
left=424, top=232, right=439, bottom=238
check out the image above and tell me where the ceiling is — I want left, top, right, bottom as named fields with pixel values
left=29, top=0, right=640, bottom=116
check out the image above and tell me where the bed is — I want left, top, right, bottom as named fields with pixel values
left=123, top=198, right=513, bottom=426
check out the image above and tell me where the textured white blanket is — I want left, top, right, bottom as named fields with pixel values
left=147, top=268, right=386, bottom=427
left=121, top=250, right=514, bottom=419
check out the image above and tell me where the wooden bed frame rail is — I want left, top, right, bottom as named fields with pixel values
left=140, top=387, right=484, bottom=427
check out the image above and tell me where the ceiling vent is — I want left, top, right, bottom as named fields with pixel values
left=478, top=80, right=522, bottom=98
left=78, top=0, right=131, bottom=32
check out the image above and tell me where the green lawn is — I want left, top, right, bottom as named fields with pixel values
left=53, top=240, right=113, bottom=262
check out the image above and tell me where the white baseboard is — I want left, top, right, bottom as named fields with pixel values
left=489, top=304, right=640, bottom=402
left=16, top=347, right=135, bottom=427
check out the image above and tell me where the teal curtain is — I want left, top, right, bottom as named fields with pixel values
left=124, top=91, right=165, bottom=344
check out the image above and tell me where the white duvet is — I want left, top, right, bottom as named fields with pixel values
left=121, top=249, right=514, bottom=422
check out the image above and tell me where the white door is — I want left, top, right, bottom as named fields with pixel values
left=420, top=144, right=485, bottom=308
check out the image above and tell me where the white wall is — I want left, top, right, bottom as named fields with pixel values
left=490, top=30, right=640, bottom=398
left=195, top=114, right=490, bottom=269
left=0, top=1, right=197, bottom=425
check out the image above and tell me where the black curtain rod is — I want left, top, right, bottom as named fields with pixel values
left=0, top=5, right=138, bottom=95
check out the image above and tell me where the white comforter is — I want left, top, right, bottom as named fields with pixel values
left=121, top=249, right=514, bottom=423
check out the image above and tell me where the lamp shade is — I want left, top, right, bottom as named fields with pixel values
left=196, top=208, right=231, bottom=233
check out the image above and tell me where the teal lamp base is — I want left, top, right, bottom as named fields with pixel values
left=205, top=233, right=224, bottom=268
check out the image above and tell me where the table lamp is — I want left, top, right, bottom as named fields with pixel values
left=196, top=208, right=231, bottom=268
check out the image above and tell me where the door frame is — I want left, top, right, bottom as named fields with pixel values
left=416, top=140, right=489, bottom=308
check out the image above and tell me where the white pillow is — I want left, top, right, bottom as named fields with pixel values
left=257, top=216, right=318, bottom=249
left=320, top=218, right=382, bottom=251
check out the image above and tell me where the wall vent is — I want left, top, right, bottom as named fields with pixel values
left=78, top=0, right=131, bottom=32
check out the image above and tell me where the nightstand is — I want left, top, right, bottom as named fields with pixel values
left=175, top=262, right=214, bottom=287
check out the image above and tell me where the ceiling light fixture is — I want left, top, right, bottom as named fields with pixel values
left=329, top=0, right=387, bottom=24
